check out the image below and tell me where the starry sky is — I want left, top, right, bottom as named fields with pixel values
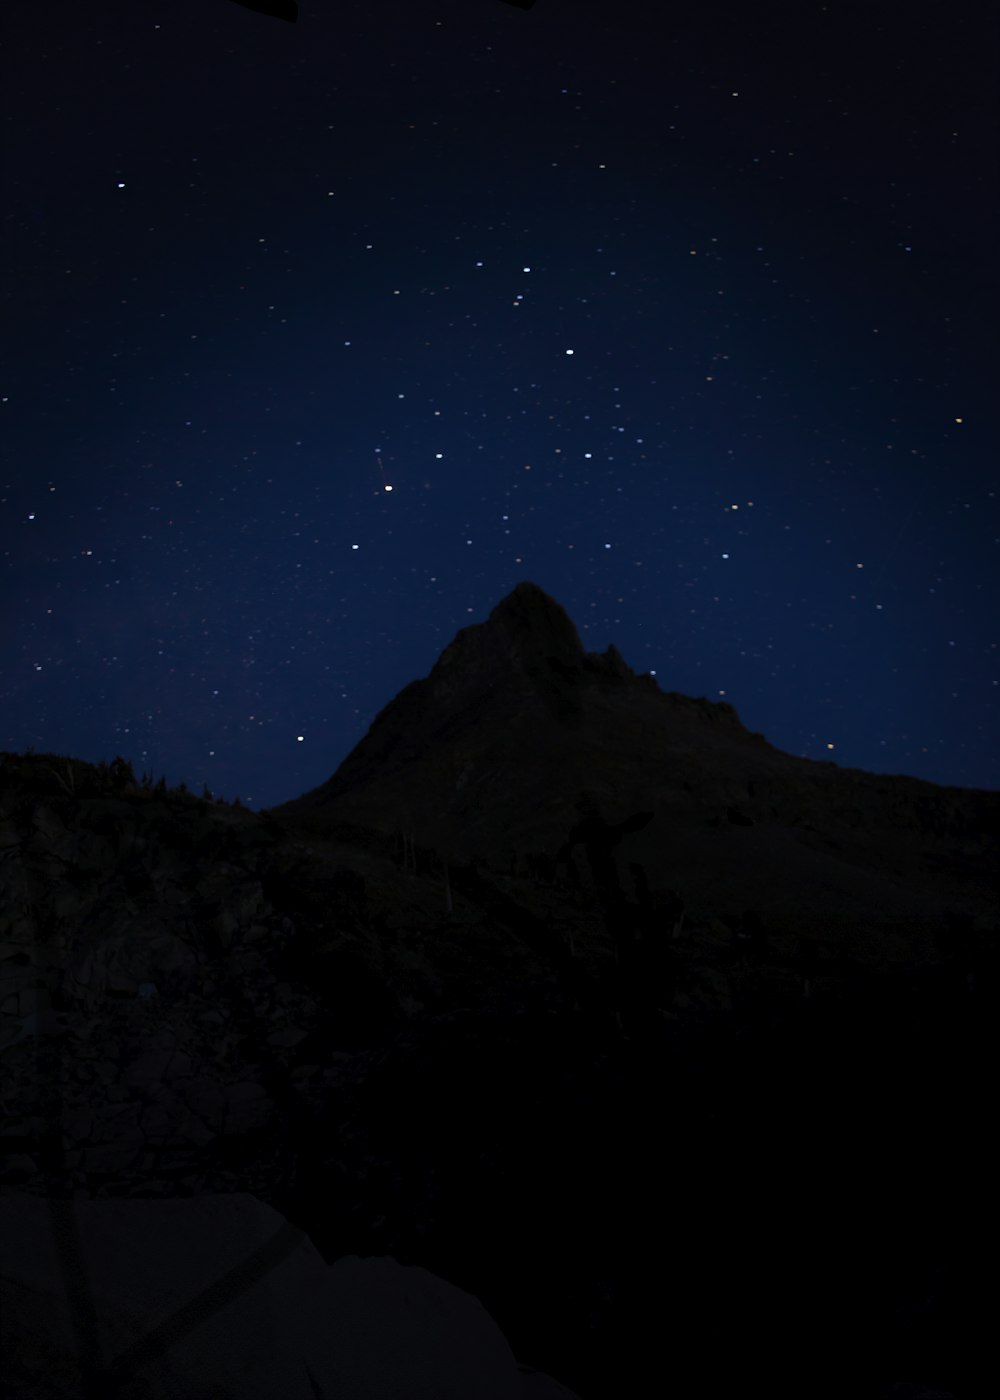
left=3, top=0, right=998, bottom=807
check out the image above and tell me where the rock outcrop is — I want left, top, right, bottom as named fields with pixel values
left=0, top=1191, right=537, bottom=1400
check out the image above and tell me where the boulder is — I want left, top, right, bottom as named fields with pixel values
left=0, top=1191, right=536, bottom=1399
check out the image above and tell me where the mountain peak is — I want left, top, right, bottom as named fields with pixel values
left=490, top=579, right=577, bottom=628
left=268, top=581, right=1000, bottom=886
left=485, top=580, right=584, bottom=658
left=430, top=580, right=585, bottom=683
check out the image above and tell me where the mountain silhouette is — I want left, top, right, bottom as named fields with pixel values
left=271, top=580, right=998, bottom=962
left=1, top=581, right=996, bottom=1399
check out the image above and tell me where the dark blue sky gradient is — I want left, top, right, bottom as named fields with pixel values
left=3, top=0, right=997, bottom=806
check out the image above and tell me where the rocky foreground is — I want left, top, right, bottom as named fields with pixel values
left=1, top=747, right=995, bottom=1397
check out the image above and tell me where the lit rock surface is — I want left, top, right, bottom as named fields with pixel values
left=0, top=1191, right=565, bottom=1399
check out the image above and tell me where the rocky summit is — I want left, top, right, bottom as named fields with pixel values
left=1, top=582, right=997, bottom=1399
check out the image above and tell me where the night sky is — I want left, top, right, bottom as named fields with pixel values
left=3, top=0, right=997, bottom=808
